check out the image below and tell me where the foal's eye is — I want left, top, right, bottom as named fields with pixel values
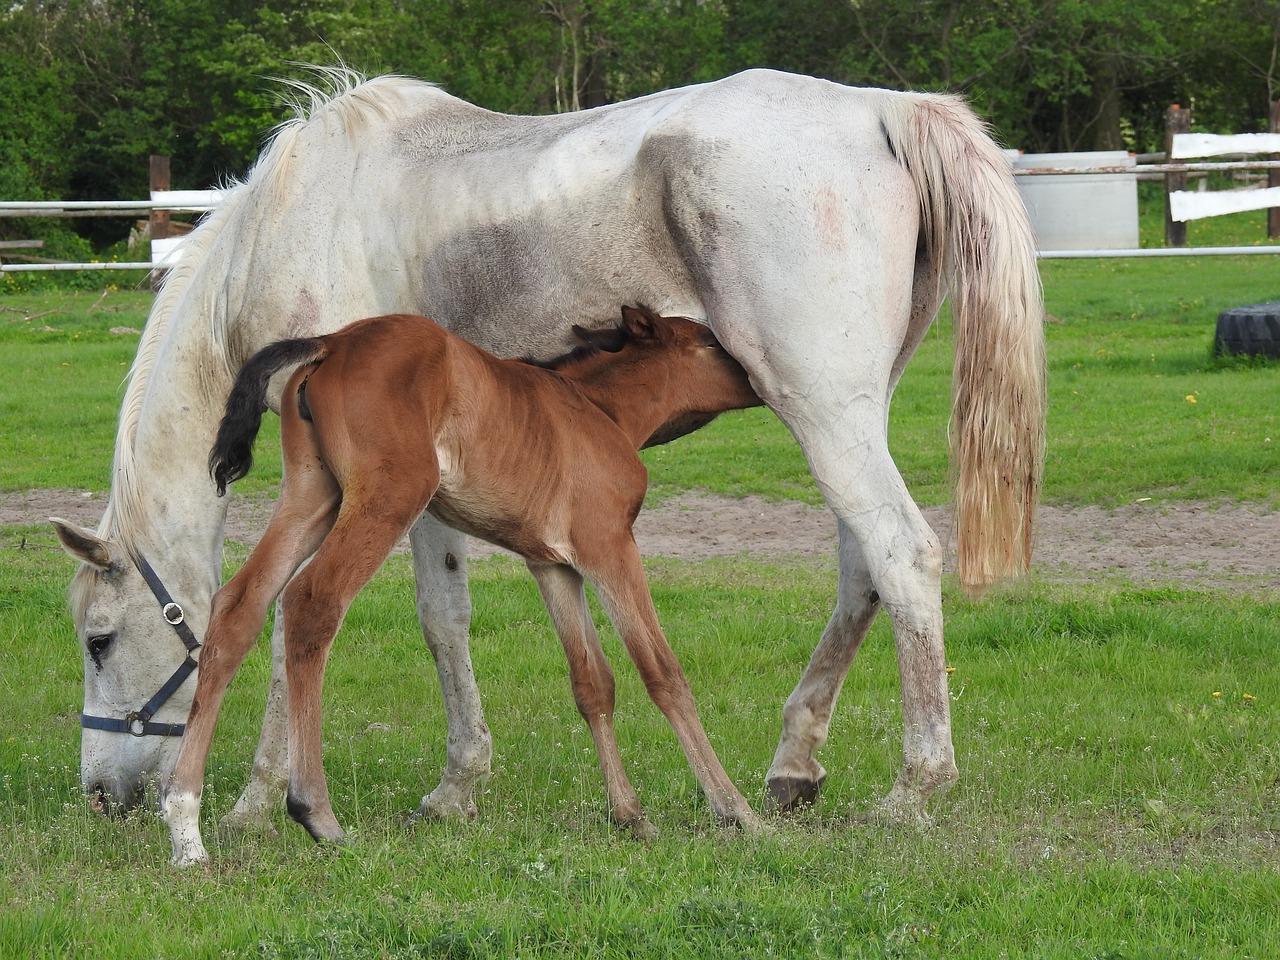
left=86, top=634, right=114, bottom=667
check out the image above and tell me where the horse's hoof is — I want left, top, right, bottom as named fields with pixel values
left=860, top=796, right=932, bottom=828
left=218, top=808, right=279, bottom=837
left=764, top=775, right=824, bottom=814
left=169, top=842, right=210, bottom=868
left=409, top=792, right=480, bottom=824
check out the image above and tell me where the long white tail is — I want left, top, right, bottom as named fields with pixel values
left=882, top=93, right=1047, bottom=595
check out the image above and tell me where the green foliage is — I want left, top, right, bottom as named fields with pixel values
left=3, top=0, right=1278, bottom=212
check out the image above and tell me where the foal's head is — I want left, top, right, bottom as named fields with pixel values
left=541, top=304, right=762, bottom=447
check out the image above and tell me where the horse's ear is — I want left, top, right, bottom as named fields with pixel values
left=619, top=304, right=660, bottom=341
left=50, top=518, right=114, bottom=570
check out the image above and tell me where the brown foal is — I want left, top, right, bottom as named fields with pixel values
left=163, top=305, right=763, bottom=864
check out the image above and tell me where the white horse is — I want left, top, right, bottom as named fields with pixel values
left=52, top=67, right=1044, bottom=834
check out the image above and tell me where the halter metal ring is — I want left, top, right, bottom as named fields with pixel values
left=162, top=602, right=185, bottom=626
left=126, top=712, right=148, bottom=737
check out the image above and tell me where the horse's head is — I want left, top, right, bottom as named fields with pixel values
left=51, top=518, right=208, bottom=814
left=566, top=305, right=761, bottom=447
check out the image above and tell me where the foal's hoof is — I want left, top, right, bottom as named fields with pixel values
left=617, top=816, right=660, bottom=842
left=286, top=796, right=347, bottom=844
left=764, top=775, right=824, bottom=814
left=724, top=809, right=770, bottom=836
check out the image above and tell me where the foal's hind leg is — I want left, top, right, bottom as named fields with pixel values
left=404, top=513, right=491, bottom=823
left=581, top=539, right=762, bottom=831
left=282, top=480, right=437, bottom=844
left=527, top=561, right=656, bottom=840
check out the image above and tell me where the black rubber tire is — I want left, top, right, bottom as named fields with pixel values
left=1215, top=302, right=1280, bottom=358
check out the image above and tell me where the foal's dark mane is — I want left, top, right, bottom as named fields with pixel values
left=520, top=325, right=627, bottom=372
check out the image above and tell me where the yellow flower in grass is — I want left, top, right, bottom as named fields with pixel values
left=1185, top=394, right=1198, bottom=404
left=1243, top=693, right=1256, bottom=702
left=1212, top=691, right=1222, bottom=698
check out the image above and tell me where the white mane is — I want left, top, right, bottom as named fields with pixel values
left=91, top=67, right=433, bottom=552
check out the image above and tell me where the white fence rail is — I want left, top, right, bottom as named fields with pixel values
left=0, top=191, right=226, bottom=272
left=1164, top=132, right=1280, bottom=223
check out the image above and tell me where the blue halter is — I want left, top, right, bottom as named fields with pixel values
left=80, top=554, right=200, bottom=738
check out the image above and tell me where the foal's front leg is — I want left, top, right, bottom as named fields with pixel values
left=528, top=561, right=657, bottom=840
left=582, top=540, right=762, bottom=832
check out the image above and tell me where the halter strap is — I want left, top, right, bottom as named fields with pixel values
left=80, top=553, right=201, bottom=738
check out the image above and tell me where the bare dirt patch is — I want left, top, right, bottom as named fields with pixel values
left=10, top=488, right=1276, bottom=591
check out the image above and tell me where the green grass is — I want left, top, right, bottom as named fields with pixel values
left=3, top=246, right=1277, bottom=508
left=2, top=210, right=1279, bottom=957
left=2, top=537, right=1277, bottom=958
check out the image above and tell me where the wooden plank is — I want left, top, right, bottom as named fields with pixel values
left=150, top=235, right=188, bottom=266
left=1172, top=132, right=1280, bottom=158
left=1169, top=185, right=1280, bottom=221
left=0, top=240, right=43, bottom=250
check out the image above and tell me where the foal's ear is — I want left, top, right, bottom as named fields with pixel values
left=619, top=304, right=660, bottom=341
left=50, top=518, right=114, bottom=570
left=571, top=324, right=626, bottom=353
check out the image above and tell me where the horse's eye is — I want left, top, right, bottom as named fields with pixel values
left=86, top=634, right=113, bottom=668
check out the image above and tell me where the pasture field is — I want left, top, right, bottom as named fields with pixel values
left=1, top=235, right=1278, bottom=958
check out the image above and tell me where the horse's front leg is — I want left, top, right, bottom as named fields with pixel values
left=405, top=512, right=492, bottom=823
left=220, top=597, right=290, bottom=834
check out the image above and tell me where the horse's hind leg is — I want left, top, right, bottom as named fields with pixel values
left=766, top=522, right=881, bottom=812
left=282, top=480, right=437, bottom=844
left=581, top=539, right=762, bottom=831
left=527, top=561, right=656, bottom=840
left=770, top=408, right=956, bottom=821
left=404, top=513, right=491, bottom=823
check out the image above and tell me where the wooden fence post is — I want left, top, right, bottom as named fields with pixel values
left=1164, top=104, right=1190, bottom=247
left=149, top=154, right=170, bottom=291
left=1269, top=99, right=1280, bottom=239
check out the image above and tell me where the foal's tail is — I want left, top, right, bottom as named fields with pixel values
left=210, top=338, right=329, bottom=496
left=882, top=93, right=1047, bottom=596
